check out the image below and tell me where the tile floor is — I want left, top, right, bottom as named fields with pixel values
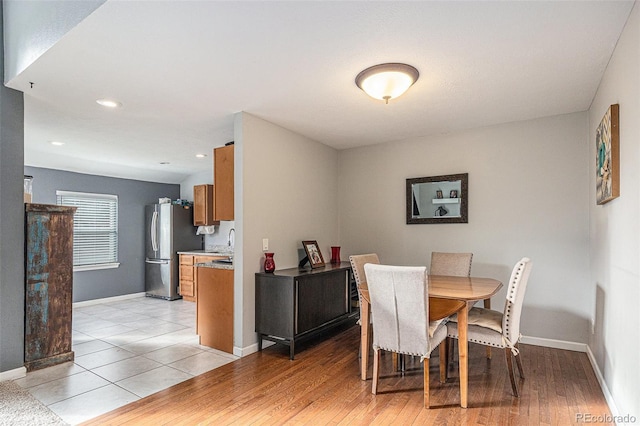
left=15, top=295, right=238, bottom=425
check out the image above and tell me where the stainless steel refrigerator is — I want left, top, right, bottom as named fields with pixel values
left=145, top=204, right=202, bottom=300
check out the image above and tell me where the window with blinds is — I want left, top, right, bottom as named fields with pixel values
left=56, top=190, right=119, bottom=271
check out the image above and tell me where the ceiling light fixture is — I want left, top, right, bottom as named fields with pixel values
left=195, top=154, right=207, bottom=158
left=355, top=63, right=419, bottom=104
left=50, top=141, right=65, bottom=146
left=96, top=99, right=122, bottom=108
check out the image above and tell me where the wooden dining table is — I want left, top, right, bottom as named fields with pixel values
left=358, top=274, right=503, bottom=408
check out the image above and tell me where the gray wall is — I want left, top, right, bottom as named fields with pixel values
left=0, top=0, right=26, bottom=374
left=25, top=166, right=181, bottom=302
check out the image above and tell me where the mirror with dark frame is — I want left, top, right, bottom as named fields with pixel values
left=406, top=173, right=468, bottom=224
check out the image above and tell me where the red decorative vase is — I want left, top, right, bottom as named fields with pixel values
left=330, top=246, right=341, bottom=264
left=264, top=252, right=275, bottom=273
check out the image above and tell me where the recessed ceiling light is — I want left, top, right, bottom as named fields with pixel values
left=195, top=154, right=207, bottom=158
left=159, top=161, right=170, bottom=165
left=50, top=141, right=65, bottom=146
left=96, top=99, right=122, bottom=108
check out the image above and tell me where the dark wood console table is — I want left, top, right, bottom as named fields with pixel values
left=255, top=262, right=358, bottom=359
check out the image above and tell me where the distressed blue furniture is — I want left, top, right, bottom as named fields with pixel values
left=25, top=203, right=76, bottom=371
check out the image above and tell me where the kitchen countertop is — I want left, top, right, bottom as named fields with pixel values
left=177, top=249, right=233, bottom=256
left=195, top=261, right=234, bottom=270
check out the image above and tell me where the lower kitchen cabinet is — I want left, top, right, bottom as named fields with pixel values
left=196, top=266, right=234, bottom=353
left=179, top=254, right=224, bottom=302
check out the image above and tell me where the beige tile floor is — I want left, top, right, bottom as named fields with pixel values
left=15, top=296, right=238, bottom=425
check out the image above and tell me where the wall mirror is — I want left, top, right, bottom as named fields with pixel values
left=406, top=173, right=468, bottom=224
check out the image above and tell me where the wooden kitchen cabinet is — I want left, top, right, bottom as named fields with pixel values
left=213, top=145, right=234, bottom=221
left=25, top=203, right=77, bottom=371
left=197, top=266, right=234, bottom=353
left=179, top=254, right=225, bottom=302
left=193, top=184, right=219, bottom=226
left=179, top=255, right=196, bottom=301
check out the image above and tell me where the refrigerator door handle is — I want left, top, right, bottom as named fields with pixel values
left=151, top=210, right=159, bottom=252
left=145, top=258, right=169, bottom=265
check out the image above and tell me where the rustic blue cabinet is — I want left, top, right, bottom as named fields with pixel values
left=25, top=203, right=76, bottom=371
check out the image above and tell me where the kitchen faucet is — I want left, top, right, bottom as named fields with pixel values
left=228, top=228, right=235, bottom=248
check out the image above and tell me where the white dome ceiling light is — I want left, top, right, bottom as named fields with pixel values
left=355, top=63, right=419, bottom=104
left=96, top=99, right=122, bottom=108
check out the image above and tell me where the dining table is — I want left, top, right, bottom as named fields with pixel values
left=358, top=274, right=503, bottom=409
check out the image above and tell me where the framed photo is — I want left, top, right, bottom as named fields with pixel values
left=436, top=190, right=443, bottom=199
left=450, top=190, right=458, bottom=198
left=596, top=104, right=620, bottom=205
left=302, top=240, right=325, bottom=269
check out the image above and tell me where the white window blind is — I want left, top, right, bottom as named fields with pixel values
left=56, top=190, right=119, bottom=270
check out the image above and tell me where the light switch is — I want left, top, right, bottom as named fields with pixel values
left=262, top=238, right=269, bottom=251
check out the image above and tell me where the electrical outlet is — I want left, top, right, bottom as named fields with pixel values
left=262, top=238, right=269, bottom=251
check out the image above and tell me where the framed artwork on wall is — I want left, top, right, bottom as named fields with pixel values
left=302, top=240, right=325, bottom=269
left=596, top=104, right=620, bottom=205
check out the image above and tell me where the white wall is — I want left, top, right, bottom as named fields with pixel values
left=236, top=112, right=340, bottom=349
left=180, top=170, right=211, bottom=201
left=3, top=0, right=105, bottom=84
left=180, top=165, right=235, bottom=250
left=588, top=3, right=639, bottom=419
left=339, top=112, right=590, bottom=343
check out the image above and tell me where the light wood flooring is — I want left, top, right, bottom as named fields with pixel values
left=82, top=324, right=612, bottom=425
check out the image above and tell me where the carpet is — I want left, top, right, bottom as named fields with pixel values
left=0, top=380, right=68, bottom=426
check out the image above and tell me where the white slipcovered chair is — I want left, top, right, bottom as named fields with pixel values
left=348, top=253, right=380, bottom=380
left=364, top=263, right=447, bottom=408
left=446, top=257, right=533, bottom=397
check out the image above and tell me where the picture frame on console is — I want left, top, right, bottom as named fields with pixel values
left=302, top=240, right=325, bottom=269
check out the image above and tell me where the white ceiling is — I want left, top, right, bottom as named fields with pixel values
left=10, top=1, right=634, bottom=184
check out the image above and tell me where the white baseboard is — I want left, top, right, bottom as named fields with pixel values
left=586, top=346, right=622, bottom=421
left=233, top=346, right=248, bottom=357
left=521, top=336, right=624, bottom=424
left=73, top=292, right=146, bottom=308
left=0, top=366, right=26, bottom=381
left=520, top=335, right=587, bottom=352
left=235, top=340, right=275, bottom=357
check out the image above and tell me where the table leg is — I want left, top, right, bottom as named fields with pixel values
left=484, top=298, right=491, bottom=359
left=458, top=301, right=469, bottom=408
left=360, top=300, right=370, bottom=380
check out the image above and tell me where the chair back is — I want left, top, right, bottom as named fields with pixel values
left=349, top=253, right=380, bottom=302
left=501, top=257, right=533, bottom=343
left=430, top=252, right=473, bottom=277
left=364, top=264, right=429, bottom=356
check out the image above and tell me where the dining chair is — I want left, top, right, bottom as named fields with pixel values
left=446, top=257, right=533, bottom=397
left=364, top=263, right=447, bottom=408
left=430, top=252, right=473, bottom=277
left=430, top=251, right=482, bottom=364
left=349, top=253, right=379, bottom=381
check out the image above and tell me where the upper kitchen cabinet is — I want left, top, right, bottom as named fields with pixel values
left=193, top=184, right=219, bottom=226
left=214, top=145, right=234, bottom=221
